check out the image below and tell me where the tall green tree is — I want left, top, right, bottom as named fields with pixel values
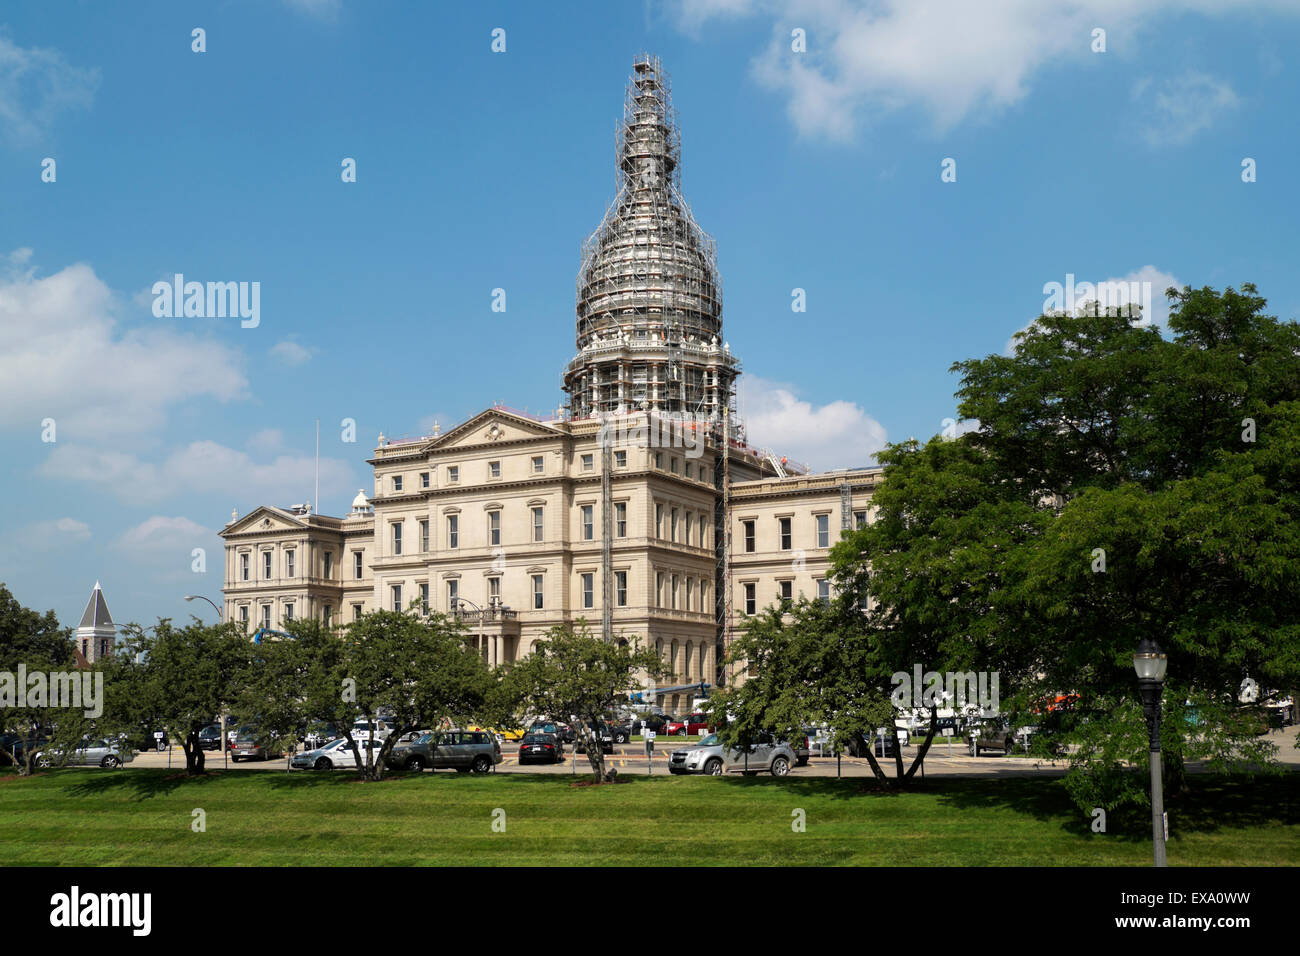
left=0, top=584, right=77, bottom=775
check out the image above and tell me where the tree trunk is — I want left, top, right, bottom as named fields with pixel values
left=903, top=706, right=939, bottom=781
left=183, top=731, right=206, bottom=775
left=856, top=731, right=890, bottom=783
left=581, top=721, right=605, bottom=780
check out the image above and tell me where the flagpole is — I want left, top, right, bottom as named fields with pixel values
left=314, top=419, right=320, bottom=515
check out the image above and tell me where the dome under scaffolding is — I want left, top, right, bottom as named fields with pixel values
left=564, top=55, right=741, bottom=435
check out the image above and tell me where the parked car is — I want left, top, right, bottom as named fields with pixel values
left=666, top=713, right=711, bottom=736
left=197, top=724, right=226, bottom=751
left=518, top=733, right=564, bottom=764
left=669, top=733, right=795, bottom=776
left=634, top=714, right=674, bottom=736
left=384, top=730, right=502, bottom=773
left=0, top=733, right=49, bottom=766
left=34, top=738, right=135, bottom=769
left=574, top=722, right=615, bottom=755
left=792, top=732, right=810, bottom=766
left=965, top=719, right=1031, bottom=756
left=293, top=737, right=385, bottom=770
left=602, top=718, right=632, bottom=744
left=231, top=729, right=284, bottom=762
left=300, top=722, right=343, bottom=751
left=349, top=718, right=394, bottom=743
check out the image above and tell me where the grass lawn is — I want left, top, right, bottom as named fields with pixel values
left=0, top=768, right=1295, bottom=866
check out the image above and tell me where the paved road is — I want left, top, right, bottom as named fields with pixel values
left=126, top=728, right=1299, bottom=777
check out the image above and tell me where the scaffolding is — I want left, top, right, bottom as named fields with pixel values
left=565, top=55, right=740, bottom=432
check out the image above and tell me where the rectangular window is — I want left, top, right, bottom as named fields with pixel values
left=238, top=605, right=248, bottom=624
left=353, top=603, right=362, bottom=622
left=615, top=502, right=626, bottom=537
left=323, top=605, right=332, bottom=626
left=261, top=605, right=271, bottom=628
left=532, top=574, right=544, bottom=610
left=744, top=583, right=756, bottom=616
left=743, top=520, right=755, bottom=553
left=391, top=585, right=402, bottom=611
left=419, top=519, right=429, bottom=552
left=420, top=584, right=429, bottom=615
left=656, top=572, right=664, bottom=608
left=323, top=552, right=333, bottom=579
left=447, top=466, right=459, bottom=483
left=582, top=572, right=594, bottom=609
left=263, top=552, right=272, bottom=579
left=615, top=571, right=627, bottom=607
left=447, top=514, right=459, bottom=549
left=686, top=578, right=694, bottom=611
left=392, top=475, right=403, bottom=492
left=779, top=580, right=793, bottom=604
left=488, top=510, right=501, bottom=546
left=581, top=453, right=594, bottom=471
left=818, top=579, right=831, bottom=604
left=489, top=577, right=501, bottom=601
left=532, top=455, right=544, bottom=474
left=816, top=513, right=829, bottom=548
left=779, top=517, right=792, bottom=551
left=284, top=603, right=294, bottom=621
left=447, top=579, right=459, bottom=607
left=420, top=471, right=430, bottom=488
left=353, top=551, right=363, bottom=579
left=532, top=506, right=544, bottom=542
left=654, top=452, right=663, bottom=469
left=240, top=553, right=249, bottom=581
left=286, top=550, right=295, bottom=577
left=671, top=457, right=679, bottom=474
left=671, top=575, right=679, bottom=609
left=581, top=505, right=593, bottom=540
left=392, top=522, right=403, bottom=556
left=854, top=510, right=867, bottom=529
left=670, top=508, right=678, bottom=542
left=655, top=503, right=664, bottom=537
left=685, top=513, right=693, bottom=546
left=489, top=460, right=501, bottom=478
left=614, top=450, right=627, bottom=467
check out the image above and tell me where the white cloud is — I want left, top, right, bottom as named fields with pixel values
left=1006, top=264, right=1181, bottom=354
left=673, top=1, right=1291, bottom=139
left=270, top=340, right=313, bottom=366
left=1134, top=71, right=1239, bottom=146
left=0, top=256, right=247, bottom=438
left=117, top=516, right=212, bottom=555
left=740, top=375, right=887, bottom=470
left=0, top=35, right=99, bottom=144
left=248, top=428, right=285, bottom=454
left=41, top=440, right=355, bottom=512
left=7, top=517, right=91, bottom=552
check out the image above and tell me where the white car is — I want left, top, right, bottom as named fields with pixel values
left=291, top=737, right=384, bottom=770
left=349, top=719, right=394, bottom=743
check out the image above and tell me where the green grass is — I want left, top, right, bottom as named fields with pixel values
left=0, top=768, right=1295, bottom=866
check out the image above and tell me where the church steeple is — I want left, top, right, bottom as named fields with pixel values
left=76, top=581, right=115, bottom=663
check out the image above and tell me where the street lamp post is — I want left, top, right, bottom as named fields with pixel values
left=1134, top=636, right=1169, bottom=867
left=184, top=594, right=222, bottom=621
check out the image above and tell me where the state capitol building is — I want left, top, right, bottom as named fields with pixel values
left=220, top=57, right=878, bottom=709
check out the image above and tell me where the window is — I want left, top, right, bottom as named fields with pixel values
left=654, top=451, right=663, bottom=469
left=656, top=572, right=664, bottom=607
left=284, top=603, right=294, bottom=621
left=670, top=457, right=679, bottom=474
left=655, top=503, right=664, bottom=537
left=532, top=455, right=544, bottom=474
left=323, top=605, right=332, bottom=626
left=671, top=575, right=679, bottom=609
left=392, top=475, right=403, bottom=492
left=743, top=520, right=755, bottom=553
left=489, top=461, right=501, bottom=478
left=323, top=552, right=333, bottom=579
left=447, top=514, right=459, bottom=549
left=581, top=505, right=593, bottom=540
left=614, top=450, right=627, bottom=467
left=391, top=585, right=403, bottom=612
left=420, top=471, right=430, bottom=488
left=779, top=580, right=793, bottom=605
left=238, top=605, right=249, bottom=624
left=615, top=502, right=626, bottom=537
left=447, top=466, right=459, bottom=483
left=353, top=551, right=363, bottom=579
left=263, top=552, right=272, bottom=579
left=670, top=508, right=678, bottom=542
left=240, top=553, right=249, bottom=581
left=854, top=510, right=867, bottom=529
left=817, top=579, right=831, bottom=604
left=419, top=519, right=429, bottom=552
left=489, top=577, right=501, bottom=601
left=261, top=605, right=271, bottom=628
left=615, top=571, right=627, bottom=607
left=392, top=522, right=403, bottom=555
left=420, top=584, right=429, bottom=615
left=744, top=583, right=756, bottom=616
left=779, top=517, right=792, bottom=551
left=352, top=603, right=362, bottom=622
left=685, top=513, right=693, bottom=546
left=816, top=514, right=830, bottom=548
left=488, top=510, right=501, bottom=546
left=286, top=550, right=295, bottom=577
left=447, top=579, right=459, bottom=607
left=582, top=573, right=594, bottom=609
left=686, top=578, right=694, bottom=611
left=581, top=453, right=594, bottom=471
left=532, top=506, right=544, bottom=542
left=532, top=574, right=544, bottom=609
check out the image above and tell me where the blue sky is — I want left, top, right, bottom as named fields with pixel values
left=2, top=0, right=1298, bottom=631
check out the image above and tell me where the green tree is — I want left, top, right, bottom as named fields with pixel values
left=497, top=624, right=666, bottom=781
left=0, top=584, right=77, bottom=775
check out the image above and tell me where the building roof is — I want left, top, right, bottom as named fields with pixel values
left=78, top=581, right=113, bottom=629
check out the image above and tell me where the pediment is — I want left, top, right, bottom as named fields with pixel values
left=429, top=408, right=561, bottom=452
left=222, top=506, right=306, bottom=536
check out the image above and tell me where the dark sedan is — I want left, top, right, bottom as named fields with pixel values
left=518, top=733, right=564, bottom=764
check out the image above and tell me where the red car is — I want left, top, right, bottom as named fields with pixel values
left=666, top=713, right=711, bottom=736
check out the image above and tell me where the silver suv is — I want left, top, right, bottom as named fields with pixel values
left=669, top=732, right=795, bottom=777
